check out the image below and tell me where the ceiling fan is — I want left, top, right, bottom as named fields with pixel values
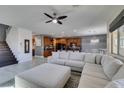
left=43, top=13, right=67, bottom=25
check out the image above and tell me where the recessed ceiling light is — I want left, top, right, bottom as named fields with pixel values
left=73, top=29, right=77, bottom=32
left=62, top=31, right=65, bottom=33
left=89, top=30, right=95, bottom=33
left=51, top=33, right=54, bottom=35
left=72, top=5, right=80, bottom=8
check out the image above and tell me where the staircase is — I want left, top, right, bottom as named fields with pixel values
left=0, top=41, right=18, bottom=67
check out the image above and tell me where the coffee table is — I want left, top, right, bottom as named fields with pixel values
left=15, top=63, right=71, bottom=88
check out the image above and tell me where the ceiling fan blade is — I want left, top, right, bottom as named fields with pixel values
left=44, top=13, right=53, bottom=19
left=57, top=21, right=62, bottom=25
left=45, top=20, right=52, bottom=23
left=57, top=16, right=67, bottom=20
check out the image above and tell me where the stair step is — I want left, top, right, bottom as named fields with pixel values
left=0, top=43, right=7, bottom=46
left=0, top=59, right=16, bottom=62
left=0, top=43, right=6, bottom=45
left=0, top=48, right=9, bottom=50
left=0, top=51, right=12, bottom=55
left=0, top=46, right=10, bottom=50
left=0, top=61, right=18, bottom=67
left=0, top=56, right=16, bottom=61
left=0, top=55, right=15, bottom=58
left=0, top=60, right=17, bottom=63
left=0, top=41, right=6, bottom=43
left=0, top=53, right=12, bottom=56
left=0, top=41, right=18, bottom=67
left=0, top=46, right=9, bottom=48
left=0, top=42, right=6, bottom=45
left=0, top=45, right=7, bottom=47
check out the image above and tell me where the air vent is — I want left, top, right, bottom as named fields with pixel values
left=72, top=5, right=80, bottom=8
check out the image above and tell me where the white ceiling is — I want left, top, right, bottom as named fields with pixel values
left=0, top=5, right=124, bottom=37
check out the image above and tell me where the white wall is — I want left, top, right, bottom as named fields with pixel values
left=6, top=27, right=32, bottom=63
left=17, top=28, right=32, bottom=63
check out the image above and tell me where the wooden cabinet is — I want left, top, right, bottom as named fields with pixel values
left=43, top=36, right=81, bottom=57
left=43, top=36, right=53, bottom=57
left=54, top=38, right=81, bottom=51
left=44, top=37, right=53, bottom=46
left=44, top=50, right=52, bottom=57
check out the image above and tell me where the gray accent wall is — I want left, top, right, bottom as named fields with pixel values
left=0, top=24, right=9, bottom=41
left=81, top=34, right=107, bottom=53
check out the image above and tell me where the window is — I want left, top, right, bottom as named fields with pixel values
left=119, top=25, right=124, bottom=56
left=112, top=30, right=118, bottom=54
left=111, top=25, right=124, bottom=56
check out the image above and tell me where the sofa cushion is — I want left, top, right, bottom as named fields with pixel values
left=59, top=52, right=69, bottom=59
left=101, top=55, right=107, bottom=66
left=69, top=52, right=84, bottom=61
left=47, top=56, right=57, bottom=64
left=84, top=53, right=96, bottom=64
left=103, top=58, right=123, bottom=80
left=83, top=63, right=108, bottom=80
left=105, top=79, right=124, bottom=88
left=52, top=52, right=59, bottom=59
left=65, top=60, right=85, bottom=68
left=78, top=74, right=109, bottom=88
left=101, top=55, right=113, bottom=66
left=54, top=59, right=67, bottom=65
left=95, top=54, right=102, bottom=65
left=112, top=65, right=124, bottom=80
left=49, top=59, right=67, bottom=65
left=83, top=63, right=103, bottom=73
left=83, top=72, right=108, bottom=80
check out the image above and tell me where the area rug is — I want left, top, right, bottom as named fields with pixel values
left=0, top=71, right=81, bottom=88
left=64, top=71, right=81, bottom=88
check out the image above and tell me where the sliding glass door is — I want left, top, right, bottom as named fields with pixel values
left=111, top=25, right=124, bottom=57
left=119, top=25, right=124, bottom=56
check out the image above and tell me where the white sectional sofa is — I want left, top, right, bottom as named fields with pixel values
left=48, top=51, right=88, bottom=72
left=47, top=51, right=124, bottom=88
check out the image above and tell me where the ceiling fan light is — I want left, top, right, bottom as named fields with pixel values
left=52, top=19, right=57, bottom=23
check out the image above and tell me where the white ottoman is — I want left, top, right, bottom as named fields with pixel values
left=15, top=63, right=71, bottom=88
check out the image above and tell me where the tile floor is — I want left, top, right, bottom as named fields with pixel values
left=0, top=57, right=81, bottom=88
left=0, top=57, right=46, bottom=85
